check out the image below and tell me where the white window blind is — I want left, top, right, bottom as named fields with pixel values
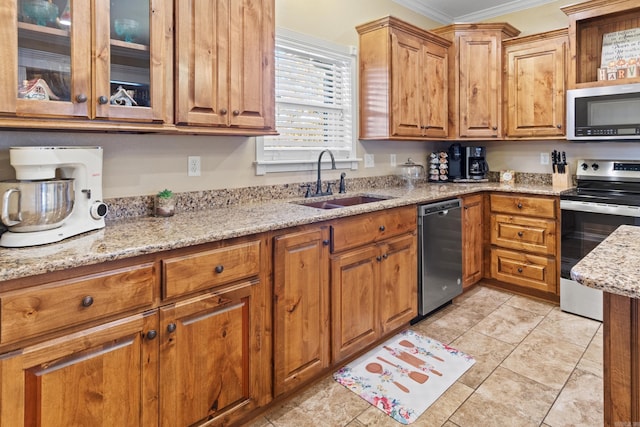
left=256, top=29, right=358, bottom=175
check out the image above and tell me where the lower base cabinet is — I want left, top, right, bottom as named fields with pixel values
left=272, top=226, right=331, bottom=397
left=0, top=311, right=159, bottom=427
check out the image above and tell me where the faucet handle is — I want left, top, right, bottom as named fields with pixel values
left=300, top=184, right=312, bottom=198
left=325, top=182, right=334, bottom=195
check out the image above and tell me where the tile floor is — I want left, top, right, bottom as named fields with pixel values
left=248, top=284, right=603, bottom=427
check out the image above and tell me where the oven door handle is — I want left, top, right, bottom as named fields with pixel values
left=561, top=199, right=640, bottom=217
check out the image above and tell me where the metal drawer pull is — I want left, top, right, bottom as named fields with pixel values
left=379, top=225, right=386, bottom=232
left=146, top=330, right=157, bottom=340
left=98, top=95, right=108, bottom=105
left=81, top=296, right=94, bottom=307
left=517, top=231, right=524, bottom=237
left=215, top=265, right=224, bottom=274
left=167, top=323, right=177, bottom=333
left=517, top=267, right=523, bottom=273
left=75, top=94, right=87, bottom=103
left=517, top=203, right=523, bottom=209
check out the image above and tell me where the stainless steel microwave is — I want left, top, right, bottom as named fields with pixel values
left=567, top=83, right=640, bottom=141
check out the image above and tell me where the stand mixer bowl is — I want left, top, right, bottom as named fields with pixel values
left=1, top=179, right=74, bottom=232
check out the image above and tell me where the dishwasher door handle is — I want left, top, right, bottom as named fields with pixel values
left=438, top=210, right=449, bottom=216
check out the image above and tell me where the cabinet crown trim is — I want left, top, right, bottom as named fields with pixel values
left=356, top=16, right=451, bottom=47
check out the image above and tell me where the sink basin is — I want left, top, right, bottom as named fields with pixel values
left=296, top=195, right=394, bottom=209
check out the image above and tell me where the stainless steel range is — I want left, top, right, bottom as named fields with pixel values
left=560, top=159, right=640, bottom=321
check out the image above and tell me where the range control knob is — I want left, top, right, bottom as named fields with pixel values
left=591, top=163, right=599, bottom=171
left=581, top=162, right=588, bottom=171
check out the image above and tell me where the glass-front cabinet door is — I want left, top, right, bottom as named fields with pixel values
left=0, top=0, right=169, bottom=123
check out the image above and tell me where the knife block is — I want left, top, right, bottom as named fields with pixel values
left=552, top=172, right=572, bottom=190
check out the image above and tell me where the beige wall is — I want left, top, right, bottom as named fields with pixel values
left=2, top=0, right=640, bottom=198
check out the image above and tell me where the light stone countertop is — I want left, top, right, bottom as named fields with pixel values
left=571, top=225, right=640, bottom=300
left=0, top=182, right=563, bottom=283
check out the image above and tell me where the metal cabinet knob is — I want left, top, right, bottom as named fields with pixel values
left=376, top=256, right=382, bottom=261
left=517, top=231, right=524, bottom=237
left=382, top=253, right=388, bottom=259
left=517, top=203, right=523, bottom=209
left=322, top=239, right=330, bottom=246
left=492, top=126, right=498, bottom=131
left=233, top=110, right=240, bottom=116
left=167, top=323, right=177, bottom=333
left=146, top=330, right=158, bottom=340
left=81, top=296, right=94, bottom=307
left=98, top=96, right=108, bottom=105
left=517, top=267, right=523, bottom=273
left=220, top=108, right=228, bottom=115
left=379, top=225, right=386, bottom=232
left=557, top=124, right=562, bottom=129
left=75, top=94, right=88, bottom=103
left=215, top=265, right=224, bottom=274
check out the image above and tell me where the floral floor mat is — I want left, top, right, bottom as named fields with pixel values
left=333, top=329, right=475, bottom=424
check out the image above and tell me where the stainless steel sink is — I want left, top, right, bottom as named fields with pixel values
left=295, top=195, right=394, bottom=209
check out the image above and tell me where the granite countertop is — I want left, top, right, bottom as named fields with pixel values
left=571, top=225, right=640, bottom=300
left=0, top=182, right=563, bottom=283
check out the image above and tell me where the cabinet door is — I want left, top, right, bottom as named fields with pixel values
left=94, top=0, right=170, bottom=122
left=0, top=311, right=159, bottom=427
left=390, top=29, right=423, bottom=137
left=159, top=280, right=268, bottom=426
left=422, top=40, right=449, bottom=138
left=175, top=0, right=274, bottom=130
left=378, top=233, right=417, bottom=334
left=331, top=245, right=379, bottom=363
left=2, top=0, right=91, bottom=117
left=505, top=32, right=567, bottom=138
left=458, top=34, right=501, bottom=138
left=462, top=194, right=484, bottom=288
left=273, top=227, right=330, bottom=397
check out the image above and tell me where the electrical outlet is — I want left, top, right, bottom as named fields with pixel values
left=364, top=154, right=375, bottom=168
left=390, top=154, right=396, bottom=167
left=188, top=156, right=201, bottom=176
left=540, top=152, right=550, bottom=165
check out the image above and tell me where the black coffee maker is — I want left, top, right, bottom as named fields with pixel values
left=448, top=143, right=464, bottom=180
left=465, top=146, right=489, bottom=180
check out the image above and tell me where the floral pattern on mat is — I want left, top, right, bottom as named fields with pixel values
left=333, top=330, right=475, bottom=425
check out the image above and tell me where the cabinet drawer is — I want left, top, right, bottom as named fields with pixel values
left=491, top=214, right=556, bottom=255
left=0, top=264, right=155, bottom=345
left=163, top=240, right=261, bottom=299
left=331, top=206, right=416, bottom=253
left=491, top=248, right=556, bottom=293
left=490, top=193, right=556, bottom=219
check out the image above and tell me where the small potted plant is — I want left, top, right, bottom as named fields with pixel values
left=154, top=189, right=175, bottom=217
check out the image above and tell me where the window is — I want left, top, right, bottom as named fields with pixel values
left=255, top=29, right=358, bottom=175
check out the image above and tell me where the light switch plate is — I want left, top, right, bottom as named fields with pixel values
left=540, top=152, right=550, bottom=165
left=365, top=154, right=375, bottom=168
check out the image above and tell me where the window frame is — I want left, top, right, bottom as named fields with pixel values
left=255, top=28, right=359, bottom=175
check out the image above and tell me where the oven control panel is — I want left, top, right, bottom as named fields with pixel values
left=577, top=159, right=640, bottom=180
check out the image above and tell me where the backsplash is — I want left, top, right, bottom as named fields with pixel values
left=104, top=172, right=554, bottom=221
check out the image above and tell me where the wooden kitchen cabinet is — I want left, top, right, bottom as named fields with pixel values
left=159, top=280, right=270, bottom=426
left=330, top=207, right=417, bottom=363
left=0, top=310, right=160, bottom=427
left=356, top=16, right=450, bottom=140
left=0, top=0, right=173, bottom=129
left=504, top=29, right=568, bottom=139
left=174, top=0, right=276, bottom=134
left=272, top=226, right=331, bottom=397
left=489, top=193, right=560, bottom=298
left=433, top=23, right=520, bottom=139
left=562, top=0, right=640, bottom=89
left=462, top=193, right=484, bottom=288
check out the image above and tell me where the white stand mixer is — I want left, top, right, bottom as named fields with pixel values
left=0, top=146, right=108, bottom=247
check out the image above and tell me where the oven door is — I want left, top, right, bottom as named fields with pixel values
left=560, top=200, right=640, bottom=320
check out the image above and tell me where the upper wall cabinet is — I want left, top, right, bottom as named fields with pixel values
left=562, top=0, right=640, bottom=89
left=503, top=29, right=568, bottom=139
left=433, top=23, right=520, bottom=139
left=0, top=0, right=173, bottom=129
left=357, top=16, right=451, bottom=140
left=174, top=0, right=276, bottom=135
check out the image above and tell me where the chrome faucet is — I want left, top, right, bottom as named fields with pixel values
left=314, top=149, right=336, bottom=196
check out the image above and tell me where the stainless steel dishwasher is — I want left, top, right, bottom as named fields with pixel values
left=416, top=198, right=463, bottom=318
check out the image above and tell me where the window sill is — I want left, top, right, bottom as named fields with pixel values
left=254, top=159, right=361, bottom=175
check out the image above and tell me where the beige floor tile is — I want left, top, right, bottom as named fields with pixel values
left=244, top=416, right=273, bottom=427
left=450, top=330, right=515, bottom=389
left=501, top=328, right=586, bottom=391
left=505, top=295, right=555, bottom=316
left=450, top=367, right=556, bottom=427
left=411, top=317, right=465, bottom=345
left=535, top=307, right=601, bottom=348
left=544, top=368, right=604, bottom=427
left=577, top=324, right=603, bottom=378
left=453, top=286, right=512, bottom=317
left=471, top=304, right=545, bottom=345
left=411, top=381, right=474, bottom=426
left=267, top=377, right=370, bottom=426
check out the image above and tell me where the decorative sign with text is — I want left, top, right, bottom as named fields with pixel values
left=598, top=28, right=640, bottom=81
